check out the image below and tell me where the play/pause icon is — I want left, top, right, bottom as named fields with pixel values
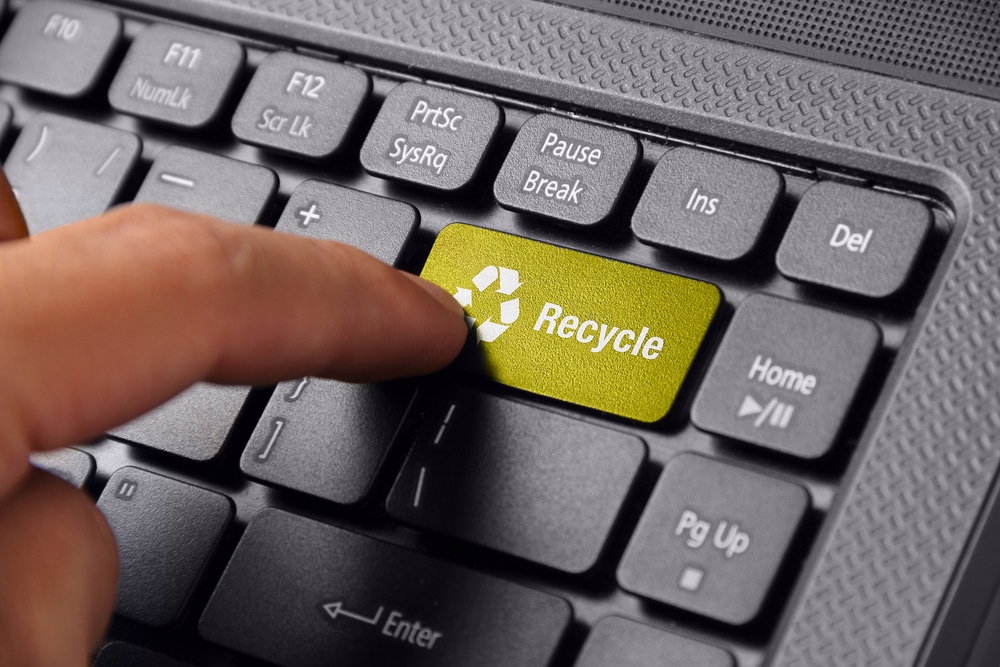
left=738, top=394, right=794, bottom=430
left=115, top=479, right=139, bottom=501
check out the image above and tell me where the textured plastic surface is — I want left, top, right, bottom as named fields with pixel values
left=632, top=147, right=783, bottom=260
left=241, top=379, right=414, bottom=505
left=618, top=452, right=809, bottom=624
left=776, top=181, right=933, bottom=297
left=95, top=642, right=196, bottom=667
left=575, top=616, right=733, bottom=667
left=388, top=389, right=646, bottom=573
left=110, top=383, right=250, bottom=461
left=360, top=81, right=502, bottom=191
left=233, top=51, right=370, bottom=158
left=135, top=145, right=277, bottom=225
left=558, top=0, right=1000, bottom=102
left=494, top=113, right=639, bottom=225
left=97, top=467, right=233, bottom=626
left=200, top=509, right=572, bottom=667
left=691, top=293, right=881, bottom=458
left=5, top=112, right=140, bottom=233
left=29, top=447, right=95, bottom=489
left=0, top=0, right=122, bottom=97
left=273, top=179, right=418, bottom=266
left=106, top=1, right=1000, bottom=665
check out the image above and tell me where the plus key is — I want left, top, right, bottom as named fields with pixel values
left=275, top=180, right=418, bottom=266
left=296, top=202, right=321, bottom=228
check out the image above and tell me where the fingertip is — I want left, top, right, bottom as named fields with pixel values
left=400, top=270, right=470, bottom=371
left=0, top=471, right=119, bottom=666
left=401, top=272, right=467, bottom=320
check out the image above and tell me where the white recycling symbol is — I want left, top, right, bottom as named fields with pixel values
left=454, top=265, right=522, bottom=344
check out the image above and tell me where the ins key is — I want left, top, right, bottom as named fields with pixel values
left=360, top=82, right=502, bottom=191
left=632, top=148, right=783, bottom=260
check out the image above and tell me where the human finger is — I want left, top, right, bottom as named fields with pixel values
left=0, top=168, right=28, bottom=242
left=0, top=204, right=467, bottom=498
left=0, top=470, right=118, bottom=667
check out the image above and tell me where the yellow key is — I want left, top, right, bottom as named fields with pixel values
left=421, top=224, right=721, bottom=422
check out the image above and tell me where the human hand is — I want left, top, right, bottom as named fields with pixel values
left=0, top=191, right=467, bottom=666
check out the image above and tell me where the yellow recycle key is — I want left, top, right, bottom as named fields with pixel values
left=421, top=224, right=721, bottom=422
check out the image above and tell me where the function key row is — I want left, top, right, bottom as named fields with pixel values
left=0, top=4, right=933, bottom=299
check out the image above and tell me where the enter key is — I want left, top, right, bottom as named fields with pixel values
left=420, top=224, right=720, bottom=422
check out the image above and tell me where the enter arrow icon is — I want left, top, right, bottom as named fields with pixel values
left=322, top=601, right=384, bottom=626
left=737, top=395, right=763, bottom=418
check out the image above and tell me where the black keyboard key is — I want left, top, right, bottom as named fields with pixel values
left=0, top=101, right=10, bottom=140
left=94, top=642, right=195, bottom=667
left=109, top=384, right=250, bottom=461
left=97, top=467, right=232, bottom=626
left=691, top=293, right=880, bottom=458
left=632, top=147, right=783, bottom=260
left=275, top=180, right=418, bottom=265
left=241, top=380, right=415, bottom=505
left=574, top=616, right=733, bottom=667
left=360, top=81, right=502, bottom=191
left=200, top=509, right=570, bottom=667
left=776, top=181, right=932, bottom=297
left=6, top=113, right=140, bottom=233
left=134, top=145, right=276, bottom=224
left=233, top=52, right=370, bottom=159
left=387, top=390, right=645, bottom=573
left=495, top=113, right=640, bottom=226
left=109, top=24, right=245, bottom=128
left=29, top=447, right=94, bottom=488
left=0, top=0, right=121, bottom=97
left=618, top=453, right=808, bottom=625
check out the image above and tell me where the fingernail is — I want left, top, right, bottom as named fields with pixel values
left=404, top=273, right=467, bottom=319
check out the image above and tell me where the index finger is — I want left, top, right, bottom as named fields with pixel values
left=0, top=204, right=467, bottom=498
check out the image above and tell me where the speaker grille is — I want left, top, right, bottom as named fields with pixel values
left=557, top=0, right=1000, bottom=100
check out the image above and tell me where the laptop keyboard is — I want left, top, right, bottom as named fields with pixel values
left=8, top=1, right=948, bottom=666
